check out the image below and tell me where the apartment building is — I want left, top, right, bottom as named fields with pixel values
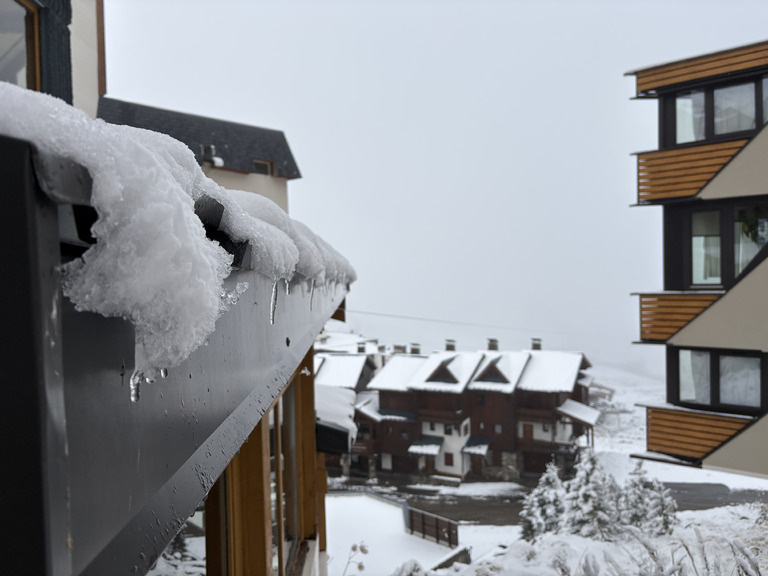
left=629, top=40, right=768, bottom=478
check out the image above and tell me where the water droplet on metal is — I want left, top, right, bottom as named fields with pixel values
left=129, top=371, right=141, bottom=403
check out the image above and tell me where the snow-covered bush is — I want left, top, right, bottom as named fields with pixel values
left=520, top=453, right=677, bottom=543
left=520, top=462, right=565, bottom=541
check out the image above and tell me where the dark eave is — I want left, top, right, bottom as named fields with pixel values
left=97, top=96, right=301, bottom=179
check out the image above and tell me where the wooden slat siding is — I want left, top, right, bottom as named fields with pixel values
left=635, top=42, right=768, bottom=94
left=639, top=293, right=721, bottom=341
left=637, top=140, right=747, bottom=202
left=647, top=407, right=752, bottom=459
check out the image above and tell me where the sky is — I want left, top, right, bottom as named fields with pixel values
left=103, top=0, right=768, bottom=376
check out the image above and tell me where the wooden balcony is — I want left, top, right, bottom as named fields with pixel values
left=636, top=140, right=747, bottom=202
left=638, top=292, right=722, bottom=342
left=646, top=406, right=753, bottom=460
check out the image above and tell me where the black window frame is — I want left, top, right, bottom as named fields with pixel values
left=660, top=72, right=768, bottom=150
left=664, top=197, right=768, bottom=291
left=667, top=345, right=768, bottom=415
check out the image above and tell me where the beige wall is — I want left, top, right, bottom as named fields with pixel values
left=703, top=414, right=768, bottom=479
left=202, top=167, right=289, bottom=212
left=670, top=258, right=768, bottom=352
left=70, top=0, right=101, bottom=117
left=700, top=124, right=768, bottom=200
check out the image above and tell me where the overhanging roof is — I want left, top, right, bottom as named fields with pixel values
left=98, top=96, right=302, bottom=178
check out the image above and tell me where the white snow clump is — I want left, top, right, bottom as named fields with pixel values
left=0, top=82, right=354, bottom=370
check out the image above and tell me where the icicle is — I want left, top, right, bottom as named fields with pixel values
left=309, top=279, right=316, bottom=312
left=270, top=280, right=278, bottom=325
left=284, top=277, right=291, bottom=296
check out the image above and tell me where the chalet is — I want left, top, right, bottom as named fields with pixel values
left=1, top=2, right=353, bottom=575
left=354, top=339, right=597, bottom=479
left=628, top=40, right=768, bottom=478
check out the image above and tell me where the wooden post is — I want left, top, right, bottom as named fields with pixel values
left=224, top=417, right=273, bottom=576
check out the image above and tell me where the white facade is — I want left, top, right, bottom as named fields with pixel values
left=421, top=417, right=471, bottom=477
left=71, top=0, right=101, bottom=117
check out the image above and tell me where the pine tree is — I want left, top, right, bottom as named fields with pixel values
left=561, top=450, right=617, bottom=540
left=619, top=460, right=650, bottom=528
left=644, top=478, right=677, bottom=536
left=520, top=461, right=565, bottom=541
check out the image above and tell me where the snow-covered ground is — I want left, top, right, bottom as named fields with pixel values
left=325, top=364, right=768, bottom=576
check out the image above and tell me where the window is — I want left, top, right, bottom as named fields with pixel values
left=665, top=201, right=768, bottom=291
left=734, top=202, right=768, bottom=276
left=679, top=349, right=711, bottom=404
left=494, top=424, right=502, bottom=435
left=429, top=422, right=435, bottom=431
left=444, top=452, right=453, bottom=467
left=676, top=90, right=705, bottom=144
left=476, top=394, right=485, bottom=406
left=674, top=347, right=764, bottom=412
left=0, top=1, right=39, bottom=90
left=692, top=211, right=721, bottom=285
left=720, top=355, right=761, bottom=408
left=444, top=424, right=453, bottom=436
left=665, top=75, right=768, bottom=148
left=542, top=423, right=550, bottom=432
left=714, top=82, right=756, bottom=135
left=479, top=422, right=485, bottom=430
left=400, top=430, right=409, bottom=440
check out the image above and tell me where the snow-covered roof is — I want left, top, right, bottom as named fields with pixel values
left=515, top=351, right=585, bottom=393
left=315, top=384, right=357, bottom=448
left=408, top=351, right=485, bottom=394
left=468, top=351, right=530, bottom=394
left=557, top=399, right=601, bottom=427
left=368, top=354, right=428, bottom=391
left=354, top=391, right=412, bottom=423
left=407, top=436, right=443, bottom=456
left=462, top=437, right=490, bottom=456
left=314, top=353, right=367, bottom=389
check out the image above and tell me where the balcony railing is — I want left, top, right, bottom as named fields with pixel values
left=636, top=140, right=747, bottom=203
left=646, top=406, right=753, bottom=460
left=638, top=292, right=722, bottom=342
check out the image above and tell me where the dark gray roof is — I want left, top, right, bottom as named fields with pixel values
left=97, top=96, right=301, bottom=179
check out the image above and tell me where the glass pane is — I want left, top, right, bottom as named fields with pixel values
left=720, top=356, right=761, bottom=408
left=763, top=76, right=768, bottom=125
left=0, top=0, right=29, bottom=87
left=714, top=82, right=756, bottom=135
left=692, top=211, right=721, bottom=285
left=734, top=203, right=768, bottom=277
left=679, top=350, right=710, bottom=404
left=676, top=90, right=706, bottom=144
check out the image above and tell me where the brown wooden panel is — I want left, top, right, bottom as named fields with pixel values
left=646, top=407, right=752, bottom=459
left=635, top=41, right=768, bottom=94
left=637, top=141, right=747, bottom=202
left=639, top=293, right=721, bottom=341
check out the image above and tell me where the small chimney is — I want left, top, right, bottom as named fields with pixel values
left=445, top=339, right=456, bottom=351
left=410, top=343, right=421, bottom=355
left=357, top=342, right=366, bottom=353
left=531, top=337, right=542, bottom=350
left=487, top=338, right=499, bottom=351
left=394, top=344, right=407, bottom=354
